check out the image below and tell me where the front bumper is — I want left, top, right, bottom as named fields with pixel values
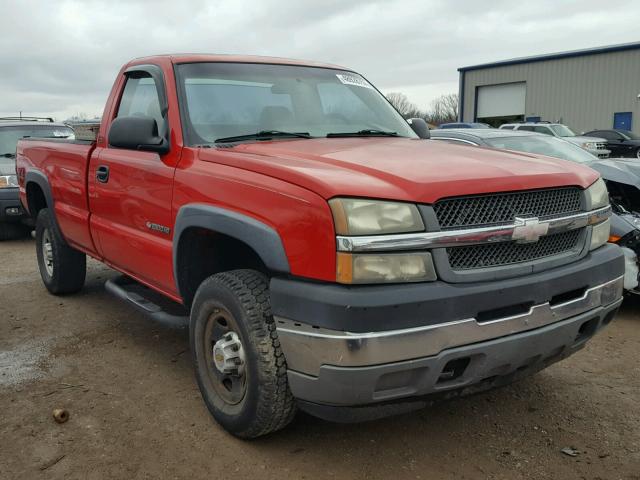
left=272, top=245, right=624, bottom=410
left=585, top=147, right=610, bottom=158
left=0, top=187, right=27, bottom=223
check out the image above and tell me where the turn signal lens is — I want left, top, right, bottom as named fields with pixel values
left=590, top=219, right=610, bottom=251
left=336, top=252, right=437, bottom=284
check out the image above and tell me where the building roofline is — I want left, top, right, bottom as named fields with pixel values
left=458, top=41, right=640, bottom=72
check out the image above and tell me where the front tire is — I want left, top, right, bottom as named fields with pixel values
left=190, top=269, right=296, bottom=438
left=35, top=208, right=86, bottom=294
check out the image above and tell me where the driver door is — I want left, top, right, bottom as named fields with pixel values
left=89, top=67, right=178, bottom=294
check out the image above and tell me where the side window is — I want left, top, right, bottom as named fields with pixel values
left=117, top=75, right=164, bottom=132
left=501, top=125, right=514, bottom=130
left=533, top=126, right=552, bottom=135
left=596, top=131, right=617, bottom=140
left=518, top=125, right=534, bottom=131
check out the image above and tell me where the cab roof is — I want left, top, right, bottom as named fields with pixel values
left=127, top=54, right=350, bottom=71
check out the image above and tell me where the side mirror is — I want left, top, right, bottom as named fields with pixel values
left=108, top=116, right=169, bottom=154
left=408, top=118, right=430, bottom=139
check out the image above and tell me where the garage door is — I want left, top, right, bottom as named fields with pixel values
left=476, top=82, right=526, bottom=118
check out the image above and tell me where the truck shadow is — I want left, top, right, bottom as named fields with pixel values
left=77, top=266, right=638, bottom=472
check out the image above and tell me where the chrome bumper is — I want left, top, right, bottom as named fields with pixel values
left=276, top=276, right=623, bottom=376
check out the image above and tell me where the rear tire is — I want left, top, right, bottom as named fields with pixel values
left=35, top=208, right=86, bottom=294
left=190, top=269, right=296, bottom=438
left=635, top=147, right=640, bottom=160
left=0, top=222, right=30, bottom=241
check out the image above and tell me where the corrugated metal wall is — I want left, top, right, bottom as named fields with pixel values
left=461, top=49, right=640, bottom=134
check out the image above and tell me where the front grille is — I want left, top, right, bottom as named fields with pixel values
left=595, top=142, right=607, bottom=150
left=434, top=187, right=582, bottom=230
left=447, top=229, right=582, bottom=270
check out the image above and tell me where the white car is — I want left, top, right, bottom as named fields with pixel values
left=500, top=122, right=610, bottom=158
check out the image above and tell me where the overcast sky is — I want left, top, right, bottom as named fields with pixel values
left=1, top=0, right=639, bottom=121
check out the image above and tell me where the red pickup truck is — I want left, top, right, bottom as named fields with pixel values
left=17, top=55, right=624, bottom=438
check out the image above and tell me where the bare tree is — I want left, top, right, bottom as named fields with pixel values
left=426, top=93, right=459, bottom=125
left=385, top=92, right=424, bottom=119
left=385, top=91, right=459, bottom=125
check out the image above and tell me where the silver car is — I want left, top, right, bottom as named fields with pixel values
left=499, top=122, right=610, bottom=158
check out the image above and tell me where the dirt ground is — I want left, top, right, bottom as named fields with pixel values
left=1, top=238, right=639, bottom=480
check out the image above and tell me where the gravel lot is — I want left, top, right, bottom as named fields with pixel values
left=1, top=238, right=639, bottom=479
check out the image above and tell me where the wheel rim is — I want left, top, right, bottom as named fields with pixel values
left=636, top=148, right=640, bottom=160
left=203, top=307, right=247, bottom=405
left=42, top=228, right=54, bottom=276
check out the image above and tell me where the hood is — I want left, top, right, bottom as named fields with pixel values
left=198, top=138, right=599, bottom=203
left=589, top=158, right=640, bottom=187
left=565, top=135, right=607, bottom=144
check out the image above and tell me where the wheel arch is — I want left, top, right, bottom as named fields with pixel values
left=24, top=170, right=54, bottom=218
left=173, top=204, right=290, bottom=306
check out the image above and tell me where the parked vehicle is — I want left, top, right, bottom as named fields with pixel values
left=0, top=117, right=75, bottom=240
left=64, top=118, right=101, bottom=142
left=583, top=129, right=640, bottom=159
left=439, top=122, right=491, bottom=129
left=431, top=128, right=640, bottom=292
left=500, top=122, right=610, bottom=158
left=17, top=55, right=623, bottom=438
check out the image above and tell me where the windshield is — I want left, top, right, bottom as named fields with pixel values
left=484, top=135, right=596, bottom=163
left=176, top=62, right=416, bottom=145
left=0, top=125, right=75, bottom=174
left=550, top=124, right=575, bottom=137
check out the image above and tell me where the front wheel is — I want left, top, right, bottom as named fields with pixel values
left=190, top=269, right=296, bottom=438
left=35, top=208, right=86, bottom=294
left=635, top=147, right=640, bottom=160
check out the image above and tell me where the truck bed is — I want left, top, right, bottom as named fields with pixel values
left=17, top=138, right=98, bottom=254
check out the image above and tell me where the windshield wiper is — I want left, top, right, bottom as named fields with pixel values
left=326, top=129, right=399, bottom=138
left=215, top=130, right=312, bottom=144
left=1, top=153, right=15, bottom=158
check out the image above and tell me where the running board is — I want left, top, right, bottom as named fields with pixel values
left=105, top=275, right=189, bottom=328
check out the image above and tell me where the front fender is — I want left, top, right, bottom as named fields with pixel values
left=173, top=204, right=290, bottom=297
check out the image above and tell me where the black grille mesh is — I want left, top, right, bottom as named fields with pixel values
left=434, top=188, right=582, bottom=230
left=447, top=229, right=582, bottom=270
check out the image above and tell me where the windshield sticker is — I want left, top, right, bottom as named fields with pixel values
left=336, top=73, right=374, bottom=89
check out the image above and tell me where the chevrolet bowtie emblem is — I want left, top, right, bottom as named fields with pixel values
left=512, top=216, right=549, bottom=243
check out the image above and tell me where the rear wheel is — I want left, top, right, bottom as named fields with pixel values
left=35, top=208, right=86, bottom=294
left=190, top=269, right=296, bottom=438
left=635, top=147, right=640, bottom=160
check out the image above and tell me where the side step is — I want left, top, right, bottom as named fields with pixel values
left=105, top=275, right=189, bottom=329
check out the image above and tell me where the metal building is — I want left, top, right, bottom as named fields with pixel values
left=458, top=42, right=640, bottom=133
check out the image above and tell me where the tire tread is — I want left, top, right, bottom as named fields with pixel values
left=192, top=269, right=296, bottom=438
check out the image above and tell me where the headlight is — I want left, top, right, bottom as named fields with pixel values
left=0, top=175, right=18, bottom=188
left=590, top=218, right=610, bottom=250
left=585, top=178, right=609, bottom=210
left=329, top=198, right=424, bottom=235
left=336, top=252, right=437, bottom=284
left=582, top=142, right=596, bottom=150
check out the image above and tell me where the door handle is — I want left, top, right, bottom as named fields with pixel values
left=96, top=165, right=110, bottom=183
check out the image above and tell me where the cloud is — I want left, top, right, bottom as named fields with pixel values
left=0, top=0, right=638, bottom=120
